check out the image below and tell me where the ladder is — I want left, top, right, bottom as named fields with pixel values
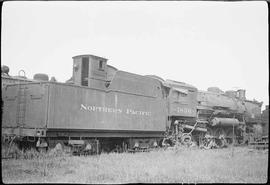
left=16, top=70, right=27, bottom=136
left=16, top=85, right=27, bottom=136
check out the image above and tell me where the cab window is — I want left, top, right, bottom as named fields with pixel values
left=99, top=60, right=104, bottom=71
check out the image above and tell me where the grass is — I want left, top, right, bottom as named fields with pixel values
left=1, top=146, right=268, bottom=183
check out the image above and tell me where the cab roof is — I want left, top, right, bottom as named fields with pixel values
left=164, top=79, right=197, bottom=90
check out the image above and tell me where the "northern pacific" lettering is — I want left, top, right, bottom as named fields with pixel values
left=80, top=104, right=122, bottom=114
left=80, top=104, right=151, bottom=116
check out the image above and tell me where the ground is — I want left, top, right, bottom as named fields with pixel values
left=1, top=146, right=268, bottom=183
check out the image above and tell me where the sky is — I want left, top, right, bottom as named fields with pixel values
left=1, top=1, right=268, bottom=108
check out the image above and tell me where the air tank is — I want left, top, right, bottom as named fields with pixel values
left=211, top=117, right=240, bottom=127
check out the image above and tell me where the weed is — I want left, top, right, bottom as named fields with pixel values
left=1, top=146, right=268, bottom=183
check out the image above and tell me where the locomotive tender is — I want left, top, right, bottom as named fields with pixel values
left=2, top=55, right=168, bottom=153
left=1, top=54, right=266, bottom=153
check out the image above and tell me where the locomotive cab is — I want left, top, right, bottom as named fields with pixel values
left=72, top=55, right=110, bottom=89
left=162, top=80, right=201, bottom=146
left=165, top=79, right=198, bottom=119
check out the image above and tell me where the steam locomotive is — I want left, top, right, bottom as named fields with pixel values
left=1, top=54, right=267, bottom=153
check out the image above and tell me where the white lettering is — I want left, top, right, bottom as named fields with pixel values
left=80, top=104, right=151, bottom=116
left=177, top=107, right=195, bottom=115
left=80, top=104, right=87, bottom=110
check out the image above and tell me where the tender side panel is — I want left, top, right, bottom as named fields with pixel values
left=47, top=83, right=166, bottom=132
left=2, top=85, right=18, bottom=128
left=109, top=71, right=159, bottom=97
left=2, top=83, right=48, bottom=131
left=24, top=84, right=49, bottom=129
